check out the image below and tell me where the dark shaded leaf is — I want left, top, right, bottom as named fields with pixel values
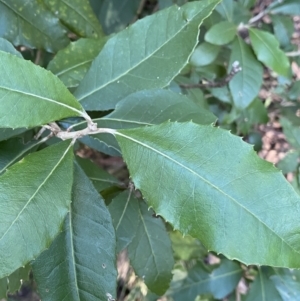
left=32, top=164, right=117, bottom=301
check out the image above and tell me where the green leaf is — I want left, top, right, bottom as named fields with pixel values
left=280, top=117, right=300, bottom=150
left=249, top=28, right=290, bottom=77
left=170, top=231, right=207, bottom=261
left=277, top=151, right=299, bottom=174
left=109, top=191, right=174, bottom=295
left=0, top=37, right=21, bottom=57
left=76, top=156, right=122, bottom=191
left=0, top=140, right=74, bottom=277
left=76, top=89, right=216, bottom=156
left=0, top=0, right=69, bottom=52
left=7, top=264, right=31, bottom=294
left=115, top=122, right=300, bottom=267
left=0, top=52, right=86, bottom=129
left=229, top=37, right=263, bottom=109
left=0, top=128, right=27, bottom=142
left=271, top=15, right=294, bottom=48
left=31, top=164, right=117, bottom=301
left=0, top=277, right=6, bottom=299
left=288, top=81, right=300, bottom=100
left=237, top=0, right=255, bottom=9
left=215, top=0, right=233, bottom=21
left=74, top=0, right=221, bottom=111
left=245, top=268, right=282, bottom=301
left=43, top=0, right=104, bottom=38
left=90, top=0, right=141, bottom=35
left=271, top=268, right=300, bottom=301
left=190, top=42, right=220, bottom=66
left=204, top=21, right=236, bottom=45
left=169, top=259, right=242, bottom=300
left=270, top=0, right=300, bottom=16
left=0, top=138, right=43, bottom=175
left=48, top=38, right=107, bottom=88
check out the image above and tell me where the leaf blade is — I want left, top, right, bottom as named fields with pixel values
left=0, top=140, right=74, bottom=277
left=75, top=0, right=220, bottom=110
left=115, top=122, right=300, bottom=267
left=0, top=52, right=85, bottom=128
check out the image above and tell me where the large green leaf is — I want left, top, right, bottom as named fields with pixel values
left=204, top=21, right=236, bottom=45
left=76, top=156, right=122, bottom=191
left=245, top=268, right=282, bottom=301
left=115, top=122, right=300, bottom=267
left=74, top=0, right=220, bottom=110
left=249, top=28, right=290, bottom=77
left=0, top=51, right=86, bottom=129
left=270, top=0, right=300, bottom=16
left=169, top=259, right=242, bottom=300
left=0, top=140, right=74, bottom=278
left=31, top=164, right=117, bottom=301
left=76, top=89, right=216, bottom=156
left=0, top=138, right=43, bottom=175
left=0, top=37, right=21, bottom=57
left=43, top=0, right=104, bottom=38
left=0, top=0, right=69, bottom=52
left=48, top=38, right=107, bottom=88
left=109, top=191, right=174, bottom=295
left=89, top=0, right=141, bottom=35
left=229, top=37, right=263, bottom=109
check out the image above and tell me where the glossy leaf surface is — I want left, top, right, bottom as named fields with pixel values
left=77, top=89, right=216, bottom=156
left=75, top=0, right=220, bottom=110
left=0, top=0, right=68, bottom=52
left=170, top=259, right=242, bottom=300
left=48, top=38, right=106, bottom=88
left=109, top=191, right=174, bottom=295
left=0, top=52, right=85, bottom=128
left=43, top=0, right=103, bottom=38
left=229, top=37, right=263, bottom=109
left=32, top=164, right=117, bottom=301
left=0, top=141, right=74, bottom=277
left=116, top=122, right=300, bottom=267
left=249, top=28, right=290, bottom=77
left=204, top=21, right=236, bottom=45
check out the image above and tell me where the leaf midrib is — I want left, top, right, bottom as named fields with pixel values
left=0, top=142, right=72, bottom=243
left=0, top=86, right=83, bottom=116
left=77, top=7, right=202, bottom=101
left=116, top=131, right=300, bottom=255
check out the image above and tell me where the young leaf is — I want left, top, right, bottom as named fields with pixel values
left=204, top=21, right=236, bottom=45
left=190, top=42, right=220, bottom=66
left=109, top=191, right=174, bottom=295
left=245, top=268, right=282, bottom=301
left=74, top=0, right=221, bottom=111
left=0, top=0, right=69, bottom=52
left=0, top=37, right=22, bottom=57
left=76, top=89, right=216, bottom=156
left=43, top=0, right=104, bottom=38
left=249, top=28, right=290, bottom=77
left=31, top=164, right=117, bottom=301
left=0, top=140, right=74, bottom=278
left=0, top=52, right=86, bottom=129
left=0, top=138, right=43, bottom=175
left=229, top=37, right=263, bottom=109
left=76, top=156, right=122, bottom=191
left=47, top=38, right=107, bottom=88
left=169, top=259, right=242, bottom=300
left=115, top=122, right=300, bottom=268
